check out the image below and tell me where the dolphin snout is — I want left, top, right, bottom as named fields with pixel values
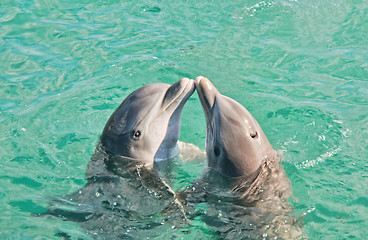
left=195, top=76, right=206, bottom=84
left=195, top=76, right=218, bottom=110
left=179, top=77, right=196, bottom=95
left=195, top=76, right=213, bottom=90
left=180, top=77, right=194, bottom=88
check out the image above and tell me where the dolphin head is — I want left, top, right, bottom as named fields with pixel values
left=100, top=78, right=195, bottom=168
left=195, top=76, right=275, bottom=178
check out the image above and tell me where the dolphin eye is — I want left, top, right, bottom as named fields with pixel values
left=214, top=146, right=220, bottom=157
left=132, top=130, right=141, bottom=139
left=250, top=131, right=258, bottom=138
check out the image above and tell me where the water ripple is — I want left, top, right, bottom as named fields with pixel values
left=1, top=0, right=368, bottom=239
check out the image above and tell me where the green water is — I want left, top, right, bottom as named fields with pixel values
left=1, top=0, right=367, bottom=239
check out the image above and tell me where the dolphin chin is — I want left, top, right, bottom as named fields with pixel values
left=195, top=76, right=275, bottom=178
left=100, top=78, right=195, bottom=168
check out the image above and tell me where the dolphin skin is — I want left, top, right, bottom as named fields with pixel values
left=45, top=78, right=195, bottom=239
left=100, top=77, right=196, bottom=166
left=191, top=76, right=303, bottom=239
left=195, top=76, right=275, bottom=178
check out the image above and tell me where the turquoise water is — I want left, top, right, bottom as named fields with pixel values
left=1, top=0, right=367, bottom=239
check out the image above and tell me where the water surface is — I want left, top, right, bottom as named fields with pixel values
left=1, top=0, right=367, bottom=239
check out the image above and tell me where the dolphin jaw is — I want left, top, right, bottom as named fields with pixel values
left=154, top=143, right=180, bottom=162
left=153, top=78, right=195, bottom=162
left=160, top=78, right=195, bottom=114
left=195, top=76, right=218, bottom=120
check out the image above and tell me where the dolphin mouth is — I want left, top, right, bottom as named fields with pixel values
left=195, top=76, right=218, bottom=114
left=173, top=77, right=195, bottom=104
left=153, top=78, right=195, bottom=161
left=174, top=78, right=195, bottom=103
left=161, top=78, right=195, bottom=113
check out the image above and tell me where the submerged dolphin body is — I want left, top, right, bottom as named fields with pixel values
left=45, top=78, right=196, bottom=239
left=190, top=76, right=303, bottom=239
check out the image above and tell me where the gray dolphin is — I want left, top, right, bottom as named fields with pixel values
left=100, top=77, right=195, bottom=167
left=195, top=76, right=275, bottom=178
left=191, top=76, right=303, bottom=239
left=44, top=78, right=195, bottom=239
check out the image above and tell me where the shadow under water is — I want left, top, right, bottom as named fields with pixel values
left=45, top=143, right=188, bottom=239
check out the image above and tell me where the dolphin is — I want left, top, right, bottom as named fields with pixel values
left=195, top=76, right=275, bottom=178
left=44, top=78, right=196, bottom=239
left=100, top=77, right=196, bottom=167
left=191, top=76, right=303, bottom=239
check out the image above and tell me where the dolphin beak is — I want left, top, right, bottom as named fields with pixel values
left=181, top=78, right=196, bottom=94
left=179, top=78, right=196, bottom=102
left=162, top=78, right=195, bottom=110
left=195, top=76, right=218, bottom=111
